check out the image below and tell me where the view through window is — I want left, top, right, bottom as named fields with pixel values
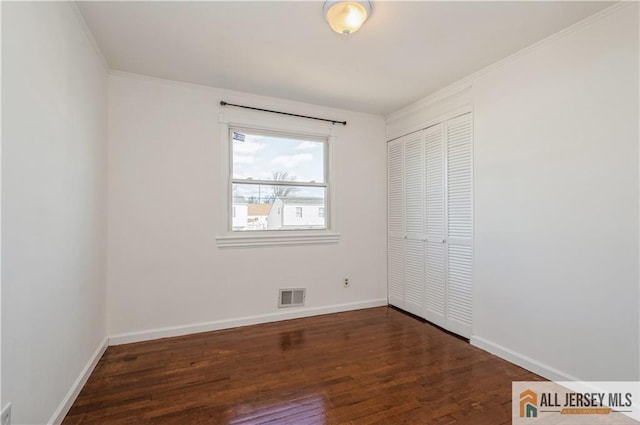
left=230, top=128, right=328, bottom=231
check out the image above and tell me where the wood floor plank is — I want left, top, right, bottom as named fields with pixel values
left=63, top=307, right=540, bottom=424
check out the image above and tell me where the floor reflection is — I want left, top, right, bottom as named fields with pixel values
left=229, top=393, right=327, bottom=425
left=279, top=329, right=306, bottom=351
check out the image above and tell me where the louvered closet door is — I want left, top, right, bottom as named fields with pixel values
left=403, top=131, right=425, bottom=316
left=423, top=123, right=447, bottom=329
left=446, top=113, right=473, bottom=338
left=387, top=138, right=404, bottom=308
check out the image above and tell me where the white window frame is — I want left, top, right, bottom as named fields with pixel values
left=229, top=126, right=329, bottom=231
left=216, top=106, right=340, bottom=248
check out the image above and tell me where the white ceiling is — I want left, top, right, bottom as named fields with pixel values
left=78, top=1, right=613, bottom=115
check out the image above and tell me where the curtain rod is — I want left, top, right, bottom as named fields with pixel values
left=220, top=101, right=347, bottom=126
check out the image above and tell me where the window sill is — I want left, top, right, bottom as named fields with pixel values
left=216, top=231, right=341, bottom=249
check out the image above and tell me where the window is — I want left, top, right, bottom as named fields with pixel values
left=318, top=207, right=325, bottom=218
left=230, top=128, right=328, bottom=232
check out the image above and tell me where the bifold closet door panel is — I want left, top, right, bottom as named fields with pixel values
left=387, top=138, right=404, bottom=308
left=445, top=114, right=473, bottom=338
left=424, top=123, right=447, bottom=328
left=404, top=239, right=425, bottom=316
left=388, top=237, right=404, bottom=308
left=403, top=132, right=425, bottom=316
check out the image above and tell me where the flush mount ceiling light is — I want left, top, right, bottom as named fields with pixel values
left=323, top=1, right=373, bottom=36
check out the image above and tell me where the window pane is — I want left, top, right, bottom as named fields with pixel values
left=232, top=131, right=325, bottom=183
left=232, top=184, right=326, bottom=231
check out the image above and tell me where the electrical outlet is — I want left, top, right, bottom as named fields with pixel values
left=1, top=403, right=11, bottom=425
left=344, top=277, right=349, bottom=287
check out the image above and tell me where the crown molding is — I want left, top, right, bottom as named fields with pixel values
left=108, top=70, right=383, bottom=120
left=69, top=1, right=110, bottom=72
left=386, top=2, right=632, bottom=124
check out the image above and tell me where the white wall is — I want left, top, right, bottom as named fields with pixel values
left=107, top=73, right=388, bottom=338
left=1, top=2, right=108, bottom=424
left=386, top=3, right=639, bottom=382
left=473, top=4, right=640, bottom=380
left=472, top=4, right=639, bottom=381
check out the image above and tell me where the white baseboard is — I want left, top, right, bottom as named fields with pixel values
left=48, top=337, right=109, bottom=425
left=109, top=298, right=389, bottom=345
left=470, top=335, right=580, bottom=382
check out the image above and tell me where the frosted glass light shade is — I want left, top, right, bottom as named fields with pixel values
left=323, top=1, right=372, bottom=35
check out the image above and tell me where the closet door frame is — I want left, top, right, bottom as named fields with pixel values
left=386, top=108, right=473, bottom=340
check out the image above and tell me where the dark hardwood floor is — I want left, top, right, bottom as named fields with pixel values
left=63, top=306, right=541, bottom=424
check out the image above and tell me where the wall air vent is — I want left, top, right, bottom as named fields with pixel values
left=278, top=288, right=306, bottom=308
